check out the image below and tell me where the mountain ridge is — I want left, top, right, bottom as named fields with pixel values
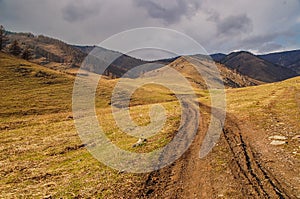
left=258, top=49, right=300, bottom=74
left=219, top=51, right=297, bottom=82
left=3, top=31, right=172, bottom=78
left=2, top=29, right=299, bottom=83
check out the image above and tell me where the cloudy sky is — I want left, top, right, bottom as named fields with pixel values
left=1, top=0, right=300, bottom=55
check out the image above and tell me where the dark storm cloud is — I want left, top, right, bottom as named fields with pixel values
left=0, top=0, right=299, bottom=54
left=134, top=0, right=201, bottom=24
left=62, top=0, right=101, bottom=22
left=216, top=14, right=253, bottom=36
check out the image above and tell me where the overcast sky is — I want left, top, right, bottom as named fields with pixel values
left=1, top=0, right=300, bottom=55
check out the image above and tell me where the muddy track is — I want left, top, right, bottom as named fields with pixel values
left=135, top=105, right=297, bottom=198
left=223, top=116, right=296, bottom=198
left=137, top=97, right=200, bottom=198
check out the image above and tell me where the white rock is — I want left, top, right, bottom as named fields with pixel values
left=268, top=135, right=287, bottom=140
left=132, top=138, right=147, bottom=148
left=270, top=140, right=286, bottom=146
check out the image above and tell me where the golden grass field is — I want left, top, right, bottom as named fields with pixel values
left=0, top=53, right=184, bottom=197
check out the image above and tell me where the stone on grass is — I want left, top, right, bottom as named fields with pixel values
left=132, top=138, right=147, bottom=148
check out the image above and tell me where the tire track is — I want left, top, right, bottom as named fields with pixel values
left=136, top=106, right=297, bottom=198
left=223, top=115, right=296, bottom=198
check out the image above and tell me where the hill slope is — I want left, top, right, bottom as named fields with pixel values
left=4, top=32, right=171, bottom=78
left=1, top=52, right=299, bottom=198
left=144, top=55, right=263, bottom=89
left=259, top=49, right=300, bottom=74
left=0, top=52, right=181, bottom=197
left=5, top=32, right=85, bottom=69
left=4, top=30, right=300, bottom=81
left=210, top=53, right=226, bottom=62
left=138, top=76, right=300, bottom=198
left=220, top=51, right=297, bottom=82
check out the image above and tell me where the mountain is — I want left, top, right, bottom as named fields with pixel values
left=3, top=30, right=299, bottom=81
left=210, top=53, right=226, bottom=62
left=259, top=50, right=300, bottom=74
left=143, top=55, right=263, bottom=89
left=220, top=51, right=297, bottom=83
left=5, top=32, right=86, bottom=68
left=3, top=32, right=172, bottom=78
left=76, top=45, right=149, bottom=78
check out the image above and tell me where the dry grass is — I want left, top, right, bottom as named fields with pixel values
left=226, top=77, right=300, bottom=129
left=0, top=53, right=184, bottom=198
left=2, top=52, right=298, bottom=197
left=226, top=76, right=300, bottom=156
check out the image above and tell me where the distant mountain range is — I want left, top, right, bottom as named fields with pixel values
left=3, top=32, right=176, bottom=78
left=2, top=30, right=299, bottom=84
left=143, top=55, right=263, bottom=89
left=211, top=50, right=300, bottom=76
left=258, top=50, right=300, bottom=74
left=210, top=53, right=227, bottom=62
left=216, top=51, right=297, bottom=83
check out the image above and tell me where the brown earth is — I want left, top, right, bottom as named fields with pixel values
left=123, top=104, right=299, bottom=199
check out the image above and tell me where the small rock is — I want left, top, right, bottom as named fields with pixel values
left=270, top=140, right=287, bottom=146
left=269, top=135, right=287, bottom=140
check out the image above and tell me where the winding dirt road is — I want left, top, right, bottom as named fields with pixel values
left=133, top=104, right=298, bottom=199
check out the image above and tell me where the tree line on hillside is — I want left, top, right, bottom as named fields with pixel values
left=35, top=35, right=86, bottom=64
left=0, top=25, right=33, bottom=60
left=0, top=25, right=85, bottom=65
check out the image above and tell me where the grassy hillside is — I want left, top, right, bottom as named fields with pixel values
left=227, top=76, right=299, bottom=133
left=226, top=77, right=300, bottom=196
left=4, top=32, right=169, bottom=78
left=144, top=56, right=263, bottom=89
left=1, top=52, right=299, bottom=197
left=0, top=53, right=183, bottom=197
left=226, top=76, right=300, bottom=153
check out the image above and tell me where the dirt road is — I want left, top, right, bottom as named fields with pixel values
left=133, top=104, right=298, bottom=198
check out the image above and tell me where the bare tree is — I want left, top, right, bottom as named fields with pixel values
left=22, top=47, right=32, bottom=60
left=9, top=40, right=22, bottom=56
